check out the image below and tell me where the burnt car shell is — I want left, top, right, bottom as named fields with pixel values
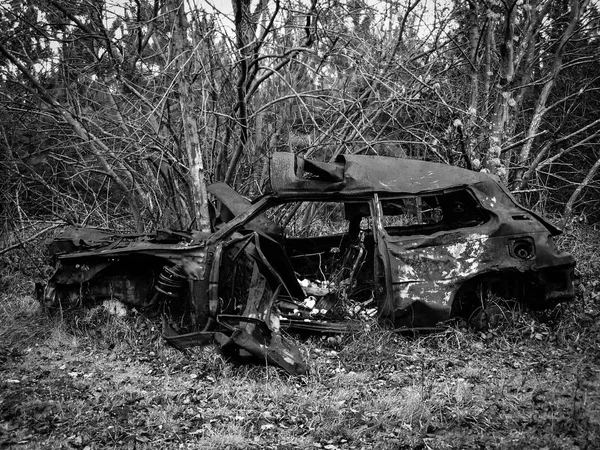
left=265, top=152, right=576, bottom=326
left=43, top=152, right=577, bottom=373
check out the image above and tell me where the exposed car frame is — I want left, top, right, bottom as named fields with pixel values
left=42, top=153, right=577, bottom=374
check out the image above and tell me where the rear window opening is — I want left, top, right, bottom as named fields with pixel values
left=379, top=190, right=489, bottom=236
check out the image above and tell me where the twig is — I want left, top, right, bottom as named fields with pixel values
left=0, top=223, right=64, bottom=256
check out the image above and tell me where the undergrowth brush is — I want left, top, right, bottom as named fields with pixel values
left=1, top=223, right=599, bottom=449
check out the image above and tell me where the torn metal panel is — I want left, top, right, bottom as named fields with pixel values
left=208, top=183, right=282, bottom=236
left=214, top=324, right=307, bottom=375
left=44, top=227, right=308, bottom=374
left=300, top=157, right=345, bottom=182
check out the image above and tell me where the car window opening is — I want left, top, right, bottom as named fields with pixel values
left=262, top=201, right=377, bottom=328
left=380, top=190, right=488, bottom=237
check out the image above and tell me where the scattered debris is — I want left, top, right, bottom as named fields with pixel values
left=102, top=300, right=127, bottom=318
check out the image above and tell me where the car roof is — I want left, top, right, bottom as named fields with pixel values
left=269, top=152, right=497, bottom=198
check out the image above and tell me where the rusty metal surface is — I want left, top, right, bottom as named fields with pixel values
left=43, top=152, right=578, bottom=374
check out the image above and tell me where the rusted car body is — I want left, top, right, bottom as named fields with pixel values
left=43, top=152, right=577, bottom=373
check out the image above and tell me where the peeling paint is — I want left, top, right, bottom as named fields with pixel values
left=447, top=242, right=468, bottom=259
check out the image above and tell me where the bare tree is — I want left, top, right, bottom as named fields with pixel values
left=1, top=0, right=599, bottom=232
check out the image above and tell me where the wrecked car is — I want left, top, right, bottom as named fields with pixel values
left=42, top=152, right=577, bottom=374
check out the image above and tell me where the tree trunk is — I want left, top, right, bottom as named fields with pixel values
left=560, top=155, right=600, bottom=228
left=486, top=2, right=517, bottom=182
left=464, top=1, right=480, bottom=169
left=170, top=0, right=211, bottom=232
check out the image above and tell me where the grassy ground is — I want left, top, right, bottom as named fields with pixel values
left=1, top=225, right=599, bottom=449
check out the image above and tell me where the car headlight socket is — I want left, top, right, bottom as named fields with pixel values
left=509, top=237, right=536, bottom=260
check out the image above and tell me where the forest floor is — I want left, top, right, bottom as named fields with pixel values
left=1, top=224, right=599, bottom=450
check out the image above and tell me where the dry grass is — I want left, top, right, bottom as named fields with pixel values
left=557, top=221, right=600, bottom=277
left=1, top=223, right=599, bottom=449
left=1, top=294, right=599, bottom=449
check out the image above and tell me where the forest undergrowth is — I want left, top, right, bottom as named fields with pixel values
left=1, top=223, right=599, bottom=450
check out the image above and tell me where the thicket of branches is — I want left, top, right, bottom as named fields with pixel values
left=1, top=0, right=599, bottom=238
